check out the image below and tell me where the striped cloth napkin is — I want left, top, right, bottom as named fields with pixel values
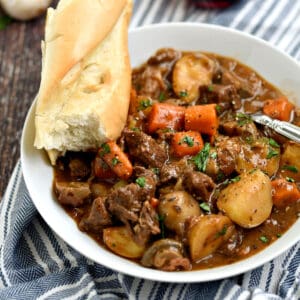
left=1, top=0, right=300, bottom=299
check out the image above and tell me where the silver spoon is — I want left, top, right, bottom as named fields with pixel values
left=251, top=114, right=300, bottom=143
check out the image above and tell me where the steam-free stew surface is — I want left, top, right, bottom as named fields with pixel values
left=53, top=48, right=300, bottom=271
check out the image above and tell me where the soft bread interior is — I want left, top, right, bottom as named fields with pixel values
left=34, top=0, right=132, bottom=164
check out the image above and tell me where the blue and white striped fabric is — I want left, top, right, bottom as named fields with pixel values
left=1, top=0, right=300, bottom=299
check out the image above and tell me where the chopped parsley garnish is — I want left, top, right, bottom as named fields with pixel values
left=259, top=236, right=269, bottom=243
left=268, top=138, right=280, bottom=148
left=199, top=202, right=211, bottom=213
left=99, top=143, right=110, bottom=157
left=207, top=85, right=214, bottom=92
left=192, top=143, right=210, bottom=172
left=266, top=148, right=279, bottom=159
left=179, top=90, right=188, bottom=98
left=215, top=105, right=222, bottom=113
left=136, top=177, right=146, bottom=188
left=138, top=98, right=152, bottom=111
left=158, top=92, right=166, bottom=102
left=236, top=112, right=251, bottom=126
left=216, top=172, right=225, bottom=182
left=0, top=15, right=12, bottom=30
left=180, top=135, right=194, bottom=147
left=152, top=168, right=160, bottom=175
left=131, top=127, right=140, bottom=132
left=245, top=136, right=254, bottom=144
left=210, top=152, right=217, bottom=159
left=286, top=176, right=295, bottom=183
left=216, top=226, right=227, bottom=237
left=112, top=157, right=120, bottom=166
left=282, top=165, right=298, bottom=173
left=230, top=176, right=241, bottom=183
left=277, top=233, right=282, bottom=238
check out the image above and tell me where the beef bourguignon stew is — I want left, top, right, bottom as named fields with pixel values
left=53, top=49, right=300, bottom=271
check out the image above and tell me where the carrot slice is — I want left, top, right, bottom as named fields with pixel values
left=185, top=104, right=218, bottom=136
left=93, top=156, right=116, bottom=179
left=171, top=131, right=204, bottom=157
left=263, top=97, right=294, bottom=121
left=150, top=197, right=160, bottom=209
left=271, top=178, right=300, bottom=208
left=99, top=141, right=133, bottom=180
left=148, top=103, right=185, bottom=133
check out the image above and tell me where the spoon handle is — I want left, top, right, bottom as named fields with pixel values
left=251, top=114, right=300, bottom=143
left=271, top=120, right=300, bottom=143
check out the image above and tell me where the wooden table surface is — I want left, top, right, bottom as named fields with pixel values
left=0, top=12, right=47, bottom=198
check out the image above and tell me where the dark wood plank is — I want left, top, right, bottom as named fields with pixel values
left=0, top=12, right=45, bottom=198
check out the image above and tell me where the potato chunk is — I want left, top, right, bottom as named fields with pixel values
left=158, top=191, right=202, bottom=235
left=172, top=54, right=214, bottom=102
left=103, top=226, right=145, bottom=258
left=217, top=169, right=272, bottom=228
left=188, top=215, right=234, bottom=262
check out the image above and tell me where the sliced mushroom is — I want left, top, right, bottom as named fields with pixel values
left=172, top=53, right=214, bottom=102
left=141, top=239, right=191, bottom=271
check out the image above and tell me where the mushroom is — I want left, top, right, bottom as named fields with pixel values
left=141, top=239, right=191, bottom=271
left=0, top=0, right=52, bottom=21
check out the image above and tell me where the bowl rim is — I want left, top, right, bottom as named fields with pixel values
left=21, top=22, right=300, bottom=283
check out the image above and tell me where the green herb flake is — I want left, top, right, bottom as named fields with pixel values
left=0, top=15, right=12, bottom=30
left=230, top=176, right=241, bottom=183
left=286, top=176, right=295, bottom=183
left=199, top=202, right=211, bottom=213
left=179, top=90, right=188, bottom=98
left=180, top=135, right=194, bottom=147
left=277, top=233, right=282, bottom=238
left=192, top=143, right=210, bottom=172
left=152, top=168, right=160, bottom=175
left=158, top=92, right=166, bottom=102
left=138, top=98, right=152, bottom=111
left=282, top=165, right=298, bottom=173
left=266, top=148, right=279, bottom=159
left=216, top=226, right=227, bottom=238
left=135, top=177, right=146, bottom=188
left=236, top=112, right=251, bottom=126
left=112, top=157, right=120, bottom=166
left=210, top=152, right=217, bottom=159
left=269, top=138, right=280, bottom=148
left=215, top=105, right=222, bottom=113
left=245, top=136, right=254, bottom=144
left=207, top=85, right=214, bottom=92
left=259, top=236, right=269, bottom=243
left=131, top=127, right=140, bottom=132
left=99, top=143, right=110, bottom=157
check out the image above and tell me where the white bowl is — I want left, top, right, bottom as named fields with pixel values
left=21, top=23, right=300, bottom=283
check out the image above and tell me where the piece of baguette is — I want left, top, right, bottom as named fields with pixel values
left=34, top=0, right=133, bottom=164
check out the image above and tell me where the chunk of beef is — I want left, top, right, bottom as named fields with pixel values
left=183, top=170, right=216, bottom=201
left=69, top=158, right=91, bottom=179
left=55, top=181, right=91, bottom=207
left=134, top=166, right=157, bottom=197
left=107, top=183, right=143, bottom=223
left=215, top=136, right=241, bottom=176
left=159, top=159, right=189, bottom=183
left=199, top=84, right=241, bottom=110
left=124, top=129, right=168, bottom=168
left=133, top=65, right=166, bottom=99
left=220, top=120, right=259, bottom=138
left=147, top=48, right=181, bottom=65
left=133, top=201, right=160, bottom=245
left=79, top=197, right=112, bottom=233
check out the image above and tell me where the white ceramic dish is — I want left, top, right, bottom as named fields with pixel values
left=21, top=23, right=300, bottom=283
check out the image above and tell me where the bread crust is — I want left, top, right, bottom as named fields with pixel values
left=34, top=0, right=132, bottom=164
